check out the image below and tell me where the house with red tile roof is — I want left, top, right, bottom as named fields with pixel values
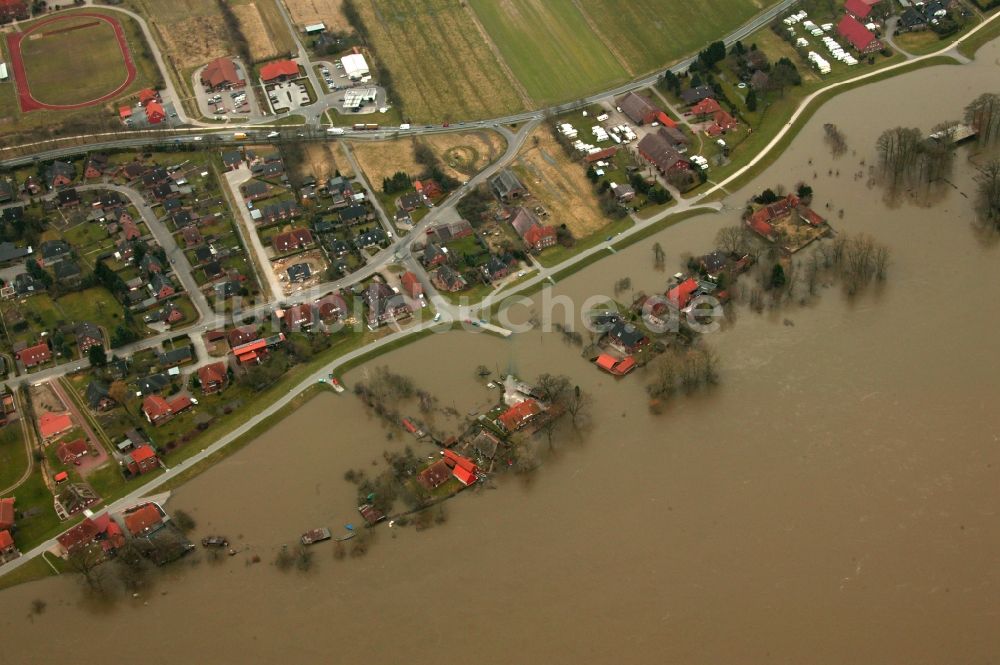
left=707, top=110, right=738, bottom=136
left=844, top=0, right=873, bottom=19
left=126, top=444, right=159, bottom=475
left=198, top=362, right=229, bottom=394
left=595, top=353, right=637, bottom=376
left=56, top=438, right=89, bottom=465
left=145, top=101, right=166, bottom=124
left=142, top=395, right=193, bottom=426
left=123, top=503, right=164, bottom=537
left=442, top=449, right=478, bottom=486
left=523, top=224, right=558, bottom=251
left=418, top=459, right=452, bottom=490
left=39, top=412, right=73, bottom=439
left=316, top=293, right=348, bottom=321
left=837, top=14, right=882, bottom=54
left=0, top=497, right=15, bottom=531
left=17, top=341, right=51, bottom=368
left=227, top=325, right=258, bottom=348
left=691, top=97, right=722, bottom=118
left=201, top=57, right=243, bottom=90
left=282, top=302, right=314, bottom=329
left=272, top=228, right=314, bottom=253
left=260, top=59, right=300, bottom=82
left=497, top=399, right=542, bottom=432
left=137, top=88, right=159, bottom=106
left=56, top=517, right=101, bottom=555
left=400, top=271, right=422, bottom=298
left=0, top=529, right=17, bottom=560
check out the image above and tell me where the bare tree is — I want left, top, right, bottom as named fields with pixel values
left=975, top=159, right=1000, bottom=232
left=965, top=92, right=1000, bottom=148
left=823, top=123, right=847, bottom=157
left=715, top=225, right=750, bottom=256
left=652, top=242, right=666, bottom=269
left=564, top=385, right=593, bottom=429
left=66, top=548, right=107, bottom=593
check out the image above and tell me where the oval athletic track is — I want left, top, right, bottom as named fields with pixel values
left=5, top=11, right=137, bottom=112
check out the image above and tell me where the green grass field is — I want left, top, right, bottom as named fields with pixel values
left=19, top=16, right=130, bottom=106
left=354, top=0, right=525, bottom=121
left=579, top=0, right=781, bottom=75
left=468, top=0, right=628, bottom=105
left=0, top=424, right=28, bottom=492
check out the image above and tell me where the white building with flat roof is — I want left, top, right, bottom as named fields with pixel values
left=341, top=53, right=370, bottom=80
left=342, top=87, right=377, bottom=109
left=304, top=23, right=325, bottom=34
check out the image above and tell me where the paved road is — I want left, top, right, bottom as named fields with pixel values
left=222, top=165, right=285, bottom=300
left=0, top=392, right=35, bottom=495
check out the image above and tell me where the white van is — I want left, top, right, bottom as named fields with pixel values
left=326, top=127, right=345, bottom=135
left=399, top=124, right=411, bottom=130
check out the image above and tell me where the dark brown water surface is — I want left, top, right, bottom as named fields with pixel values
left=3, top=45, right=999, bottom=665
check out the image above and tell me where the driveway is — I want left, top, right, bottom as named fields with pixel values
left=222, top=165, right=285, bottom=300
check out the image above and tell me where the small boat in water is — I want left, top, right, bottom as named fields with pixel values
left=201, top=536, right=229, bottom=548
left=301, top=527, right=332, bottom=545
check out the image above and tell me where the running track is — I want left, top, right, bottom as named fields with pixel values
left=6, top=12, right=137, bottom=112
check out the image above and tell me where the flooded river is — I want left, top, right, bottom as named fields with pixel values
left=3, top=44, right=1000, bottom=664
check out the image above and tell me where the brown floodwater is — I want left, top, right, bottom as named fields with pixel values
left=3, top=45, right=1000, bottom=664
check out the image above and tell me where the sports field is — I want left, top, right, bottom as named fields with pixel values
left=578, top=0, right=781, bottom=75
left=352, top=0, right=526, bottom=121
left=11, top=13, right=135, bottom=109
left=467, top=0, right=628, bottom=106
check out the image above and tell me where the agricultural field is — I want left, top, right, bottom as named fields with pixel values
left=352, top=0, right=526, bottom=121
left=285, top=0, right=351, bottom=33
left=231, top=0, right=297, bottom=62
left=131, top=0, right=233, bottom=71
left=350, top=130, right=507, bottom=188
left=467, top=0, right=628, bottom=106
left=578, top=0, right=782, bottom=76
left=293, top=142, right=353, bottom=182
left=512, top=127, right=609, bottom=239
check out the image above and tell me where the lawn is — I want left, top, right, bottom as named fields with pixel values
left=536, top=215, right=635, bottom=268
left=0, top=423, right=28, bottom=492
left=579, top=0, right=783, bottom=75
left=55, top=288, right=132, bottom=340
left=468, top=0, right=628, bottom=106
left=352, top=0, right=526, bottom=121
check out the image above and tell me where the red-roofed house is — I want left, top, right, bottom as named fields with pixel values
left=17, top=341, right=51, bottom=368
left=123, top=503, right=164, bottom=537
left=142, top=395, right=193, bottom=426
left=707, top=110, right=738, bottom=135
left=317, top=293, right=348, bottom=321
left=145, top=101, right=166, bottom=124
left=443, top=449, right=478, bottom=486
left=691, top=97, right=722, bottom=118
left=272, top=228, right=314, bottom=253
left=260, top=59, right=300, bottom=82
left=837, top=14, right=882, bottom=54
left=138, top=88, right=159, bottom=106
left=400, top=271, right=423, bottom=298
left=39, top=412, right=73, bottom=439
left=201, top=57, right=243, bottom=90
left=497, top=399, right=542, bottom=432
left=119, top=106, right=133, bottom=122
left=667, top=278, right=699, bottom=310
left=198, top=362, right=229, bottom=394
left=655, top=111, right=677, bottom=128
left=844, top=0, right=872, bottom=20
left=126, top=444, right=159, bottom=475
left=282, top=302, right=314, bottom=329
left=56, top=438, right=89, bottom=465
left=0, top=529, right=17, bottom=560
left=0, top=497, right=14, bottom=531
left=56, top=517, right=101, bottom=555
left=418, top=459, right=452, bottom=490
left=595, top=353, right=637, bottom=376
left=0, top=1, right=29, bottom=23
left=523, top=224, right=558, bottom=251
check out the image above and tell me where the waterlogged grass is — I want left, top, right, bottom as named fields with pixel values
left=536, top=216, right=634, bottom=268
left=958, top=12, right=1000, bottom=59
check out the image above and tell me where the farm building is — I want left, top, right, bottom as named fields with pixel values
left=618, top=91, right=662, bottom=125
left=637, top=133, right=690, bottom=175
left=490, top=169, right=527, bottom=202
left=304, top=22, right=326, bottom=35
left=260, top=60, right=300, bottom=83
left=201, top=57, right=243, bottom=90
left=340, top=53, right=370, bottom=80
left=0, top=63, right=8, bottom=82
left=837, top=14, right=883, bottom=54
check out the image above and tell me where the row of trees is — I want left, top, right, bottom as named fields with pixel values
left=875, top=126, right=955, bottom=197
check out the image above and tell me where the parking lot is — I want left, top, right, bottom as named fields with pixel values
left=192, top=60, right=266, bottom=121
left=267, top=80, right=312, bottom=113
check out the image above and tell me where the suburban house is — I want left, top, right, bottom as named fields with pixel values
left=141, top=394, right=193, bottom=426
left=282, top=302, right=315, bottom=329
left=136, top=372, right=170, bottom=396
left=658, top=125, right=689, bottom=152
left=272, top=228, right=314, bottom=253
left=17, top=341, right=51, bottom=368
left=150, top=273, right=176, bottom=299
left=46, top=161, right=76, bottom=189
left=618, top=91, right=663, bottom=125
left=181, top=225, right=203, bottom=247
left=56, top=188, right=81, bottom=208
left=705, top=109, right=738, bottom=136
left=55, top=512, right=124, bottom=557
left=123, top=503, right=164, bottom=536
left=197, top=362, right=229, bottom=394
left=53, top=260, right=82, bottom=285
left=56, top=439, right=89, bottom=465
left=422, top=242, right=448, bottom=268
left=231, top=333, right=285, bottom=365
left=145, top=101, right=167, bottom=124
left=158, top=346, right=193, bottom=368
left=667, top=277, right=699, bottom=310
left=363, top=282, right=410, bottom=328
left=241, top=180, right=270, bottom=201
left=228, top=325, right=258, bottom=348
left=286, top=262, right=312, bottom=283
left=441, top=449, right=478, bottom=486
left=317, top=293, right=348, bottom=321
left=355, top=227, right=387, bottom=250
left=497, top=399, right=542, bottom=432
left=137, top=88, right=159, bottom=106
left=339, top=204, right=373, bottom=225
left=691, top=97, right=722, bottom=119
left=39, top=239, right=72, bottom=266
left=680, top=85, right=716, bottom=105
left=201, top=57, right=243, bottom=90
left=418, top=459, right=452, bottom=490
left=85, top=381, right=115, bottom=411
left=400, top=271, right=423, bottom=298
left=256, top=200, right=300, bottom=224
left=837, top=14, right=883, bottom=54
left=0, top=242, right=32, bottom=265
left=637, top=132, right=691, bottom=175
left=606, top=320, right=649, bottom=354
left=326, top=176, right=354, bottom=207
left=84, top=154, right=109, bottom=179
left=0, top=529, right=17, bottom=562
left=260, top=59, right=300, bottom=83
left=489, top=169, right=528, bottom=202
left=510, top=207, right=557, bottom=252
left=432, top=265, right=467, bottom=292
left=221, top=150, right=243, bottom=171
left=482, top=254, right=515, bottom=282
left=0, top=179, right=15, bottom=204
left=75, top=322, right=104, bottom=356
left=427, top=219, right=474, bottom=244
left=699, top=250, right=729, bottom=279
left=596, top=353, right=637, bottom=376
left=120, top=214, right=141, bottom=241
left=399, top=191, right=423, bottom=212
